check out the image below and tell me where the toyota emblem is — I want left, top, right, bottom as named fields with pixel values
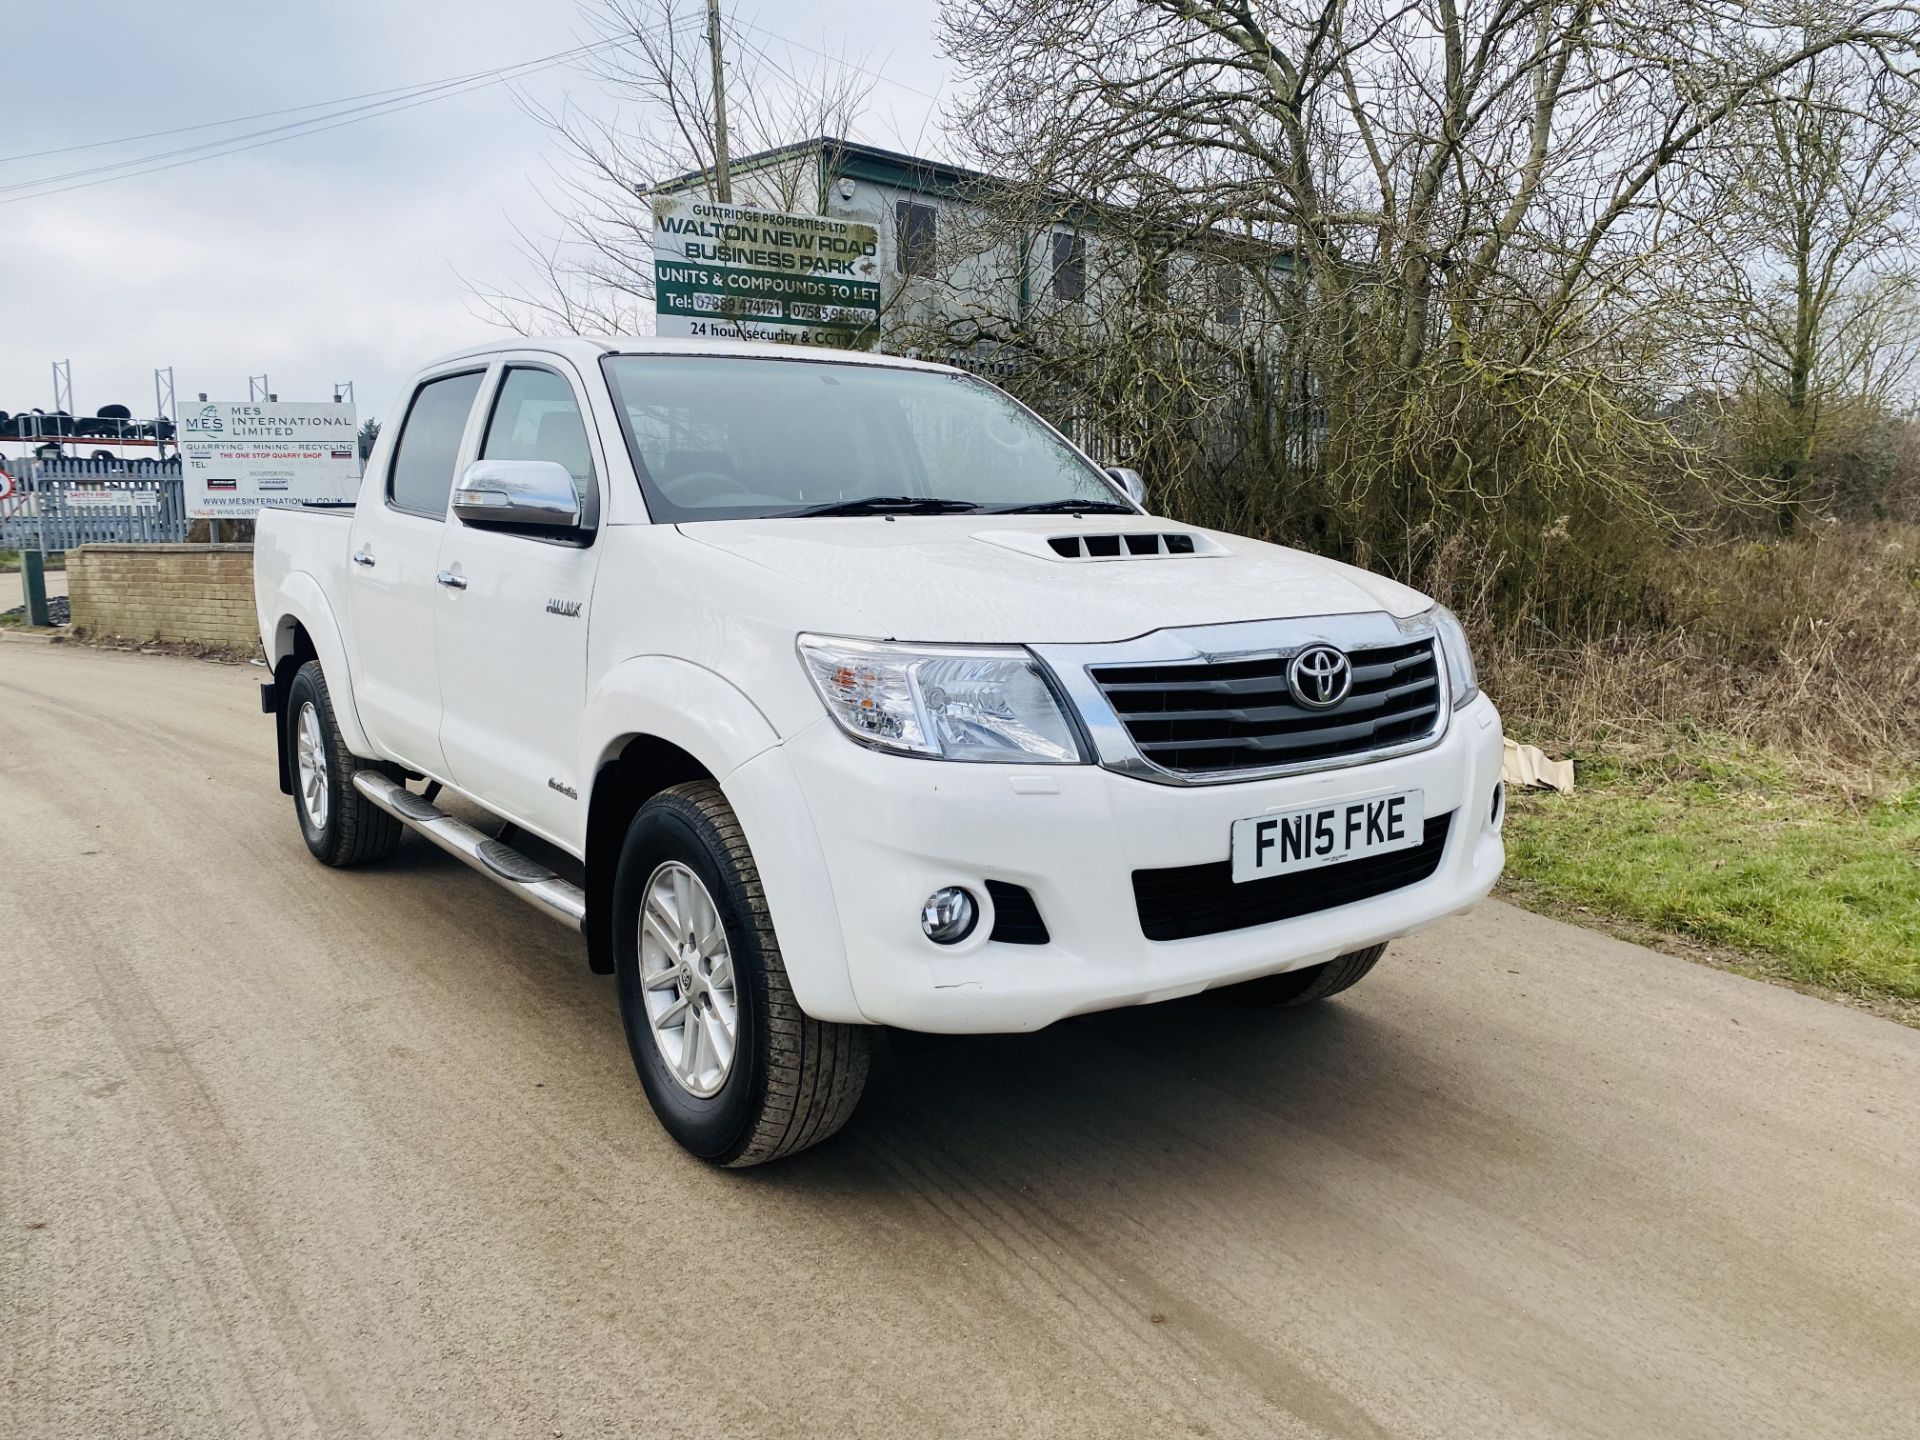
left=1288, top=644, right=1352, bottom=710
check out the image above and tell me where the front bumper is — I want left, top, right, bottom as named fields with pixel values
left=729, top=693, right=1506, bottom=1033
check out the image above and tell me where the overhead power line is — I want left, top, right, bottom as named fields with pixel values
left=0, top=14, right=934, bottom=209
left=722, top=17, right=948, bottom=162
left=0, top=62, right=550, bottom=167
left=0, top=68, right=543, bottom=197
left=0, top=36, right=624, bottom=198
left=0, top=29, right=672, bottom=206
left=726, top=17, right=944, bottom=103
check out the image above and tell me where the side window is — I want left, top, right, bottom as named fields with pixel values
left=896, top=200, right=937, bottom=277
left=388, top=371, right=484, bottom=517
left=480, top=367, right=596, bottom=503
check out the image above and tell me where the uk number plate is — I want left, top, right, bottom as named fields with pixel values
left=1230, top=789, right=1425, bottom=884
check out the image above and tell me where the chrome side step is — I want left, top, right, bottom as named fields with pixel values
left=352, top=771, right=586, bottom=931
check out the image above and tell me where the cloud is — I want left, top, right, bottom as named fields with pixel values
left=0, top=112, right=550, bottom=422
left=0, top=0, right=949, bottom=427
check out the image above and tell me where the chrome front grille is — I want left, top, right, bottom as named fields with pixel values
left=1088, top=636, right=1442, bottom=775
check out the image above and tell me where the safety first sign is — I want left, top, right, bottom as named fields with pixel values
left=178, top=401, right=359, bottom=518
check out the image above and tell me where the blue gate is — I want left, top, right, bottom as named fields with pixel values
left=0, top=458, right=188, bottom=550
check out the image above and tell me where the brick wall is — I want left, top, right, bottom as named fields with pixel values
left=67, top=544, right=257, bottom=651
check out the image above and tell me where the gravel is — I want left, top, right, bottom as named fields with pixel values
left=2, top=595, right=70, bottom=626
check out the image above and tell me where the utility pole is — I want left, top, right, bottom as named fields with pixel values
left=704, top=0, right=732, bottom=203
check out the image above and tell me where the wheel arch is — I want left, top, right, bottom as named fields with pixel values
left=269, top=619, right=318, bottom=794
left=584, top=734, right=717, bottom=974
left=266, top=574, right=374, bottom=763
left=578, top=656, right=784, bottom=976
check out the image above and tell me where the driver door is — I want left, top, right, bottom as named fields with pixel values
left=433, top=358, right=605, bottom=852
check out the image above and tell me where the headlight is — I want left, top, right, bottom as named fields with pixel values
left=1419, top=605, right=1479, bottom=709
left=798, top=635, right=1085, bottom=763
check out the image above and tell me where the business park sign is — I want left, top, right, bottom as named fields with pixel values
left=178, top=402, right=359, bottom=518
left=651, top=197, right=880, bottom=349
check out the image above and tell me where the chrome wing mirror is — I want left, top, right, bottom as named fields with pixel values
left=1106, top=466, right=1148, bottom=509
left=453, top=460, right=581, bottom=529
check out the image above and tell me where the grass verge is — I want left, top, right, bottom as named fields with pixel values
left=0, top=550, right=66, bottom=572
left=1499, top=743, right=1920, bottom=1022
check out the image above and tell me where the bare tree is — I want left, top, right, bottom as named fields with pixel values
left=469, top=0, right=874, bottom=335
left=1688, top=54, right=1920, bottom=531
left=934, top=0, right=1920, bottom=624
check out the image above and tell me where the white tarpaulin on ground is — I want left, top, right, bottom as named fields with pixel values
left=1503, top=738, right=1576, bottom=792
left=178, top=401, right=359, bottom=519
left=651, top=196, right=880, bottom=349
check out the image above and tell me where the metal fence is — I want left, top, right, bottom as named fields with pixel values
left=0, top=458, right=188, bottom=550
left=941, top=348, right=1120, bottom=464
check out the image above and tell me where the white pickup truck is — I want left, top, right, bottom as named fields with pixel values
left=255, top=338, right=1505, bottom=1165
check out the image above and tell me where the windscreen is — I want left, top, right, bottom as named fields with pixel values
left=601, top=354, right=1124, bottom=521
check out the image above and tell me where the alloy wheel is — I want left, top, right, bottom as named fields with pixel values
left=295, top=701, right=329, bottom=832
left=637, top=861, right=738, bottom=1097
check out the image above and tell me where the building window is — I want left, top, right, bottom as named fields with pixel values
left=1052, top=231, right=1086, bottom=302
left=897, top=201, right=937, bottom=277
left=1214, top=266, right=1246, bottom=327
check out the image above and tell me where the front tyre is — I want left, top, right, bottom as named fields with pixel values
left=1227, top=943, right=1388, bottom=1007
left=613, top=782, right=869, bottom=1167
left=285, top=660, right=402, bottom=867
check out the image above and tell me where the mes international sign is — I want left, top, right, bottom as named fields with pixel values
left=651, top=197, right=880, bottom=349
left=178, top=401, right=360, bottom=519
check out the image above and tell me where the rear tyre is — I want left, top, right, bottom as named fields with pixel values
left=285, top=660, right=402, bottom=868
left=613, top=782, right=869, bottom=1167
left=1227, top=943, right=1388, bottom=1007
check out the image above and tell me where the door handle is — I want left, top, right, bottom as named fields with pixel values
left=351, top=548, right=375, bottom=568
left=435, top=569, right=468, bottom=590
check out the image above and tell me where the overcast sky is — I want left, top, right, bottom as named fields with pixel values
left=1, top=0, right=948, bottom=428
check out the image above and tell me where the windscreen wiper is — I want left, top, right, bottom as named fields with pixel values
left=981, top=497, right=1136, bottom=515
left=787, top=495, right=984, bottom=517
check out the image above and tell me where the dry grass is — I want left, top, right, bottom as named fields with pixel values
left=1482, top=522, right=1920, bottom=789
left=1482, top=522, right=1920, bottom=1012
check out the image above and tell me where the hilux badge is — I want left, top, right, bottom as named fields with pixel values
left=547, top=598, right=582, bottom=617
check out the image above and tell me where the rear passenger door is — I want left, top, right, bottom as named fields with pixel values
left=433, top=359, right=604, bottom=851
left=347, top=367, right=484, bottom=777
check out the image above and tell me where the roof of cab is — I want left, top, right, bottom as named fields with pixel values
left=416, top=336, right=965, bottom=376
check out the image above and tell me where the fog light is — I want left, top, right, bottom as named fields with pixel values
left=921, top=887, right=978, bottom=945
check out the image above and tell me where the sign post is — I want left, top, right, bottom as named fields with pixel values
left=13, top=456, right=49, bottom=625
left=651, top=197, right=880, bottom=349
left=22, top=547, right=49, bottom=628
left=177, top=401, right=360, bottom=521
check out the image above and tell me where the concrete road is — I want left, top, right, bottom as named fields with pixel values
left=0, top=568, right=68, bottom=613
left=3, top=641, right=1917, bottom=1440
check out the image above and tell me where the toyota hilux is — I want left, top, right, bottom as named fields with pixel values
left=254, top=338, right=1505, bottom=1165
